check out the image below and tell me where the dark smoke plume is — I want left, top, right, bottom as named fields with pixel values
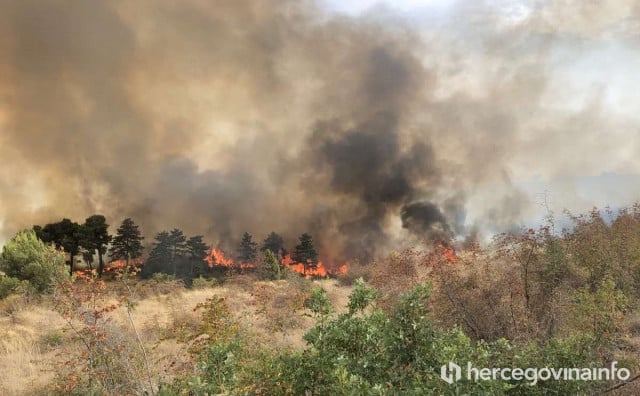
left=401, top=202, right=450, bottom=240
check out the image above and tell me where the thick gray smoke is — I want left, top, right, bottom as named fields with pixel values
left=401, top=202, right=449, bottom=239
left=1, top=0, right=639, bottom=264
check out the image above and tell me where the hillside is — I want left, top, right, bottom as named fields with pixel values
left=3, top=206, right=640, bottom=394
left=0, top=274, right=351, bottom=395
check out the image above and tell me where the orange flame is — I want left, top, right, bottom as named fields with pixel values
left=281, top=254, right=348, bottom=277
left=442, top=247, right=458, bottom=264
left=106, top=257, right=144, bottom=271
left=335, top=263, right=349, bottom=275
left=282, top=254, right=294, bottom=266
left=206, top=248, right=234, bottom=267
left=206, top=248, right=254, bottom=269
left=205, top=250, right=349, bottom=277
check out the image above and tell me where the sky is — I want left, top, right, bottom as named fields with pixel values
left=0, top=0, right=639, bottom=257
left=321, top=0, right=456, bottom=14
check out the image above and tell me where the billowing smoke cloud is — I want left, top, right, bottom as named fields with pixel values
left=1, top=0, right=639, bottom=263
left=401, top=202, right=450, bottom=240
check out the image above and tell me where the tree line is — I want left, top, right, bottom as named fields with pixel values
left=33, top=215, right=143, bottom=276
left=235, top=231, right=319, bottom=273
left=143, top=229, right=319, bottom=279
left=31, top=215, right=320, bottom=278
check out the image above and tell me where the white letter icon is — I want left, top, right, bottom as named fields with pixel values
left=441, top=362, right=462, bottom=384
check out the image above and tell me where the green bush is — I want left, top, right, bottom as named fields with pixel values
left=261, top=249, right=283, bottom=280
left=0, top=229, right=67, bottom=294
left=176, top=279, right=610, bottom=395
left=191, top=276, right=218, bottom=289
left=572, top=276, right=628, bottom=349
left=0, top=276, right=26, bottom=299
left=39, top=330, right=65, bottom=348
left=151, top=272, right=176, bottom=283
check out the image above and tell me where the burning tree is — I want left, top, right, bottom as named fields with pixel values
left=186, top=235, right=210, bottom=277
left=81, top=215, right=112, bottom=277
left=261, top=231, right=285, bottom=258
left=236, top=232, right=257, bottom=264
left=110, top=218, right=144, bottom=268
left=293, top=233, right=318, bottom=276
left=143, top=229, right=213, bottom=279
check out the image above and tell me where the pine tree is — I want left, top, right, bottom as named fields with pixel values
left=168, top=229, right=187, bottom=256
left=110, top=218, right=144, bottom=267
left=143, top=231, right=171, bottom=277
left=82, top=215, right=112, bottom=277
left=168, top=229, right=187, bottom=276
left=149, top=231, right=171, bottom=261
left=187, top=235, right=209, bottom=260
left=143, top=229, right=193, bottom=277
left=261, top=231, right=285, bottom=257
left=293, top=233, right=318, bottom=275
left=237, top=232, right=257, bottom=264
left=34, top=219, right=83, bottom=275
left=187, top=235, right=210, bottom=276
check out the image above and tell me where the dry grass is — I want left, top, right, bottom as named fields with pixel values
left=0, top=274, right=351, bottom=395
left=0, top=302, right=67, bottom=395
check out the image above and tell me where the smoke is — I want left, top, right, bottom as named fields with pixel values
left=1, top=0, right=639, bottom=262
left=401, top=202, right=449, bottom=239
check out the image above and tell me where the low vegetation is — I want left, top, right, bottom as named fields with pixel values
left=2, top=205, right=640, bottom=394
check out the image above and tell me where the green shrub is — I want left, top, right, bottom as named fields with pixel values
left=0, top=276, right=26, bottom=299
left=39, top=330, right=65, bottom=348
left=151, top=272, right=176, bottom=282
left=191, top=276, right=218, bottom=289
left=261, top=249, right=283, bottom=280
left=572, top=276, right=628, bottom=349
left=176, top=280, right=621, bottom=395
left=0, top=229, right=67, bottom=294
left=304, top=286, right=333, bottom=317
